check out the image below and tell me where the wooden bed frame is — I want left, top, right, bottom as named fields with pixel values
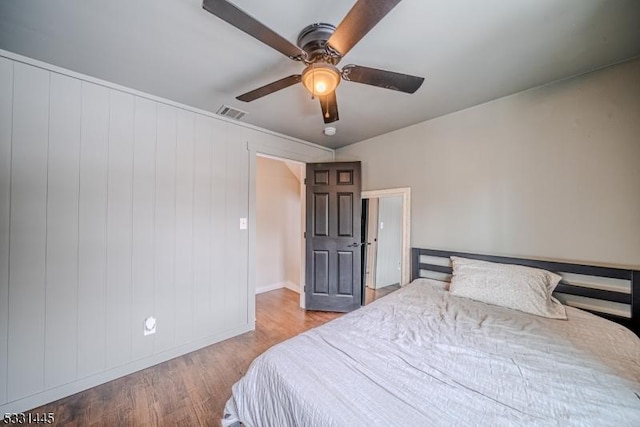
left=411, top=248, right=640, bottom=336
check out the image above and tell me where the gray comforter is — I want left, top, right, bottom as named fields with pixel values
left=223, top=279, right=640, bottom=426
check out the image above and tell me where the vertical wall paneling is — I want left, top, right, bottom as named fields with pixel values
left=225, top=136, right=242, bottom=325
left=0, top=52, right=333, bottom=413
left=0, top=57, right=13, bottom=405
left=44, top=73, right=81, bottom=388
left=77, top=82, right=109, bottom=377
left=246, top=143, right=257, bottom=325
left=105, top=89, right=135, bottom=368
left=193, top=115, right=213, bottom=339
left=7, top=63, right=49, bottom=401
left=210, top=122, right=228, bottom=331
left=238, top=139, right=249, bottom=325
left=131, top=97, right=157, bottom=359
left=174, top=109, right=195, bottom=345
left=154, top=103, right=177, bottom=352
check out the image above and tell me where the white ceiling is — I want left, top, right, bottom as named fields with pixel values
left=1, top=0, right=639, bottom=149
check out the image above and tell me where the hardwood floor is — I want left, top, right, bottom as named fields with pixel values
left=365, top=283, right=401, bottom=305
left=29, top=286, right=399, bottom=426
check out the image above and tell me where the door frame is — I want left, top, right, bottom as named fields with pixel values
left=254, top=153, right=307, bottom=309
left=363, top=198, right=379, bottom=289
left=247, top=140, right=334, bottom=324
left=361, top=187, right=411, bottom=286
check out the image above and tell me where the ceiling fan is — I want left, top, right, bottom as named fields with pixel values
left=202, top=0, right=424, bottom=124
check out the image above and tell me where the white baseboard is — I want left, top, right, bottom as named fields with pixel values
left=0, top=323, right=253, bottom=414
left=255, top=282, right=287, bottom=294
left=285, top=281, right=300, bottom=293
left=256, top=281, right=300, bottom=294
left=375, top=282, right=400, bottom=290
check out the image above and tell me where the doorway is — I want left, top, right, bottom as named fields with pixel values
left=255, top=155, right=305, bottom=305
left=361, top=188, right=411, bottom=304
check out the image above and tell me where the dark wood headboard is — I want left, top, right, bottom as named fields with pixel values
left=411, top=248, right=640, bottom=336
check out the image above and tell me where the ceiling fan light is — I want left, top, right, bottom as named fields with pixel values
left=302, top=63, right=341, bottom=96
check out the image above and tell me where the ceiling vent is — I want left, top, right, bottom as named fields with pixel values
left=216, top=105, right=248, bottom=121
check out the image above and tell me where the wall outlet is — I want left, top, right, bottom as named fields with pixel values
left=239, top=217, right=247, bottom=230
left=144, top=316, right=156, bottom=336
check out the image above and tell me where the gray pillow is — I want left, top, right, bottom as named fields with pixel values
left=449, top=257, right=567, bottom=319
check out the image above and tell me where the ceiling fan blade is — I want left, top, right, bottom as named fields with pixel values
left=236, top=75, right=302, bottom=102
left=202, top=0, right=305, bottom=60
left=327, top=0, right=401, bottom=59
left=342, top=64, right=424, bottom=93
left=319, top=91, right=339, bottom=124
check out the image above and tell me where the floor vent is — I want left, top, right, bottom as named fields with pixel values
left=216, top=105, right=248, bottom=121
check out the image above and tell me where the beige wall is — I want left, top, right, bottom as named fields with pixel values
left=338, top=58, right=640, bottom=268
left=256, top=156, right=302, bottom=292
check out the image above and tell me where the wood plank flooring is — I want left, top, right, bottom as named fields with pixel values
left=29, top=286, right=398, bottom=426
left=365, top=283, right=400, bottom=305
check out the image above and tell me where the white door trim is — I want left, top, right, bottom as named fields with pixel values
left=361, top=187, right=411, bottom=286
left=249, top=145, right=332, bottom=320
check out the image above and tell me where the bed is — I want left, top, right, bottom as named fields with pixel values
left=223, top=248, right=640, bottom=426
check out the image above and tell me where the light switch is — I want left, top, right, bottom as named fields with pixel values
left=240, top=217, right=248, bottom=230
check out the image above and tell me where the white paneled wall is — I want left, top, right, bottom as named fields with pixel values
left=77, top=81, right=109, bottom=379
left=154, top=103, right=178, bottom=354
left=8, top=62, right=49, bottom=401
left=0, top=57, right=12, bottom=407
left=173, top=109, right=194, bottom=346
left=131, top=96, right=157, bottom=361
left=105, top=88, right=135, bottom=370
left=0, top=53, right=333, bottom=412
left=45, top=72, right=82, bottom=389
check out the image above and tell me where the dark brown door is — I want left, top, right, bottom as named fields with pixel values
left=305, top=162, right=362, bottom=312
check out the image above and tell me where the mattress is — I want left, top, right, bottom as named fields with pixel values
left=223, top=279, right=640, bottom=426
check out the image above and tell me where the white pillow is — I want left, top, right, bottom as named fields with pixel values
left=449, top=257, right=567, bottom=319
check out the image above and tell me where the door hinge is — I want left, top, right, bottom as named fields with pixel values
left=304, top=178, right=307, bottom=185
left=303, top=231, right=306, bottom=238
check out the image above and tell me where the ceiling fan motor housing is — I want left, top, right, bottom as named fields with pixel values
left=297, top=23, right=338, bottom=63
